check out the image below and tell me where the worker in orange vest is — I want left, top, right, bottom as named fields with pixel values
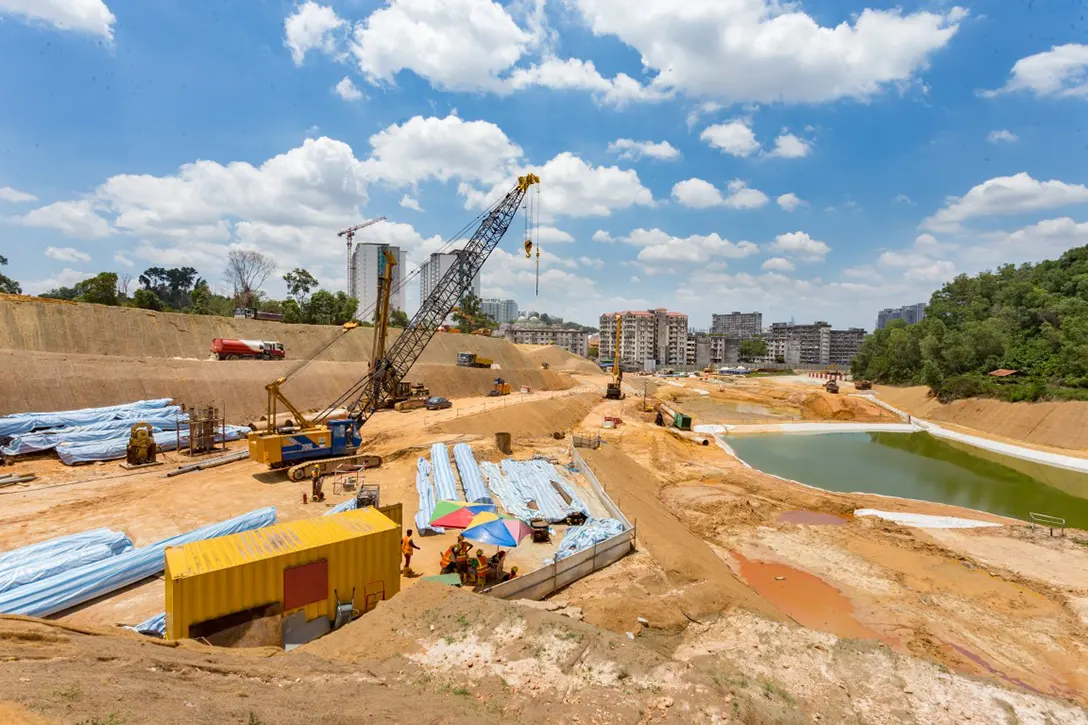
left=453, top=538, right=470, bottom=576
left=473, top=549, right=490, bottom=584
left=401, top=530, right=421, bottom=574
left=501, top=566, right=519, bottom=582
left=439, top=544, right=456, bottom=574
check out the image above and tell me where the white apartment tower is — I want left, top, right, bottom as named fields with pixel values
left=419, top=251, right=482, bottom=302
left=599, top=308, right=688, bottom=368
left=351, top=243, right=405, bottom=321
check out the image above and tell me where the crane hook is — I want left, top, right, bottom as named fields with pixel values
left=523, top=239, right=533, bottom=259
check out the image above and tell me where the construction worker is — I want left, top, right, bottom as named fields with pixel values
left=439, top=544, right=456, bottom=574
left=310, top=466, right=325, bottom=503
left=501, top=566, right=519, bottom=582
left=401, top=529, right=421, bottom=574
left=453, top=538, right=470, bottom=576
left=473, top=549, right=490, bottom=584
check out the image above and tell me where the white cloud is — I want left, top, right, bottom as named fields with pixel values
left=399, top=194, right=423, bottom=212
left=535, top=226, right=574, bottom=243
left=630, top=275, right=641, bottom=283
left=570, top=1, right=966, bottom=103
left=686, top=101, right=723, bottom=130
left=0, top=0, right=115, bottom=40
left=351, top=0, right=531, bottom=92
left=45, top=246, right=91, bottom=263
left=767, top=133, right=810, bottom=159
left=113, top=252, right=133, bottom=268
left=0, top=186, right=37, bottom=203
left=962, top=217, right=1088, bottom=269
left=616, top=227, right=759, bottom=264
left=776, top=193, right=803, bottom=212
left=363, top=115, right=522, bottom=187
left=770, top=231, right=830, bottom=261
left=922, top=172, right=1088, bottom=232
left=987, top=129, right=1018, bottom=144
left=671, top=178, right=767, bottom=209
left=893, top=193, right=915, bottom=205
left=592, top=230, right=614, bottom=243
left=982, top=44, right=1088, bottom=99
left=284, top=2, right=345, bottom=66
left=912, top=233, right=951, bottom=255
left=506, top=57, right=665, bottom=105
left=22, top=268, right=94, bottom=295
left=606, top=138, right=680, bottom=161
left=762, top=257, right=794, bottom=271
left=578, top=256, right=605, bottom=269
left=700, top=120, right=760, bottom=157
left=19, top=200, right=113, bottom=238
left=334, top=76, right=363, bottom=101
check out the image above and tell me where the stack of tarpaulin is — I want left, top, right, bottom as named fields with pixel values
left=452, top=443, right=492, bottom=504
left=57, top=425, right=250, bottom=465
left=551, top=518, right=627, bottom=562
left=0, top=399, right=175, bottom=438
left=414, top=457, right=443, bottom=535
left=481, top=458, right=589, bottom=524
left=0, top=507, right=277, bottom=618
left=429, top=443, right=459, bottom=500
left=0, top=528, right=133, bottom=595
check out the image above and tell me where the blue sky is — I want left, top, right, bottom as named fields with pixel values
left=2, top=0, right=1088, bottom=329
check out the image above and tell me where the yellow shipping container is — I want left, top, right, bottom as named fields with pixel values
left=165, top=507, right=401, bottom=641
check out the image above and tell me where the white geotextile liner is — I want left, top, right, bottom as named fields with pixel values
left=414, top=457, right=444, bottom=535
left=855, top=509, right=1001, bottom=529
left=552, top=518, right=627, bottom=562
left=0, top=507, right=277, bottom=617
left=453, top=443, right=492, bottom=504
left=498, top=459, right=588, bottom=523
left=0, top=399, right=174, bottom=437
left=1, top=410, right=185, bottom=456
left=479, top=462, right=534, bottom=520
left=429, top=443, right=459, bottom=501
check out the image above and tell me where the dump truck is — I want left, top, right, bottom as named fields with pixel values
left=854, top=379, right=872, bottom=390
left=824, top=379, right=840, bottom=394
left=211, top=338, right=285, bottom=360
left=456, top=352, right=493, bottom=368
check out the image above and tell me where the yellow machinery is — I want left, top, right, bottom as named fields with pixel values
left=472, top=328, right=492, bottom=336
left=488, top=377, right=511, bottom=397
left=605, top=314, right=624, bottom=399
left=125, top=422, right=157, bottom=467
left=248, top=173, right=541, bottom=480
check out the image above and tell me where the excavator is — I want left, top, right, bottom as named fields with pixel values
left=604, top=314, right=625, bottom=400
left=248, top=173, right=541, bottom=481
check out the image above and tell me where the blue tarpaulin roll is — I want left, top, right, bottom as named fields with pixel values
left=0, top=399, right=174, bottom=437
left=0, top=528, right=132, bottom=574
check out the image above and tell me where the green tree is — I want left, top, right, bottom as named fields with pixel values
left=132, top=288, right=165, bottom=310
left=189, top=281, right=215, bottom=315
left=306, top=290, right=337, bottom=324
left=389, top=308, right=410, bottom=328
left=282, top=298, right=303, bottom=324
left=40, top=286, right=79, bottom=300
left=738, top=338, right=768, bottom=361
left=138, top=266, right=202, bottom=309
left=0, top=254, right=20, bottom=294
left=333, top=292, right=358, bottom=325
left=283, top=268, right=319, bottom=307
left=74, top=272, right=119, bottom=306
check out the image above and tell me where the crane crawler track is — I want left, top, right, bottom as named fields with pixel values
left=286, top=454, right=384, bottom=482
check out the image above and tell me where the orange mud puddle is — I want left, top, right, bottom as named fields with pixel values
left=776, top=510, right=849, bottom=525
left=731, top=552, right=883, bottom=642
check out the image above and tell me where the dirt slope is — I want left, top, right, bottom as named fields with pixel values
left=429, top=391, right=599, bottom=437
left=876, top=384, right=1088, bottom=451
left=516, top=343, right=601, bottom=373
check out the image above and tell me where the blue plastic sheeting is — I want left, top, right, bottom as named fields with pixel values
left=499, top=459, right=589, bottom=523
left=129, top=611, right=166, bottom=638
left=0, top=399, right=174, bottom=437
left=452, top=444, right=492, bottom=504
left=0, top=542, right=132, bottom=595
left=429, top=443, right=459, bottom=501
left=0, top=507, right=277, bottom=617
left=0, top=528, right=132, bottom=574
left=324, top=498, right=358, bottom=516
left=479, top=462, right=534, bottom=520
left=414, top=457, right=444, bottom=535
left=1, top=411, right=186, bottom=456
left=553, top=518, right=627, bottom=562
left=57, top=425, right=251, bottom=465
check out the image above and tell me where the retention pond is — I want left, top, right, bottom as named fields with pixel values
left=726, top=432, right=1088, bottom=529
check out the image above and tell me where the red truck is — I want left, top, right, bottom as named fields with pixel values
left=211, top=338, right=286, bottom=361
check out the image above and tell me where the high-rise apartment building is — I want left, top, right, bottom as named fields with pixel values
left=503, top=323, right=590, bottom=357
left=769, top=321, right=832, bottom=366
left=351, top=243, right=405, bottom=321
left=876, top=302, right=927, bottom=329
left=419, top=251, right=482, bottom=303
left=711, top=311, right=763, bottom=339
left=480, top=298, right=519, bottom=324
left=599, top=308, right=688, bottom=367
left=829, top=328, right=867, bottom=366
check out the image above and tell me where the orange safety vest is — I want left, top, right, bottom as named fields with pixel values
left=401, top=536, right=413, bottom=555
left=440, top=547, right=454, bottom=568
left=474, top=556, right=489, bottom=574
left=454, top=544, right=469, bottom=562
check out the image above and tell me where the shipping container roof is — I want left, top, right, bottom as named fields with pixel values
left=165, top=507, right=397, bottom=578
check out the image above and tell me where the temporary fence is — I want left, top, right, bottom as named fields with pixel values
left=56, top=425, right=251, bottom=465
left=453, top=443, right=492, bottom=504
left=429, top=443, right=459, bottom=500
left=0, top=507, right=277, bottom=618
left=1, top=411, right=187, bottom=457
left=0, top=399, right=175, bottom=437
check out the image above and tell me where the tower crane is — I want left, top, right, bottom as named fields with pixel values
left=249, top=174, right=541, bottom=481
left=339, top=217, right=387, bottom=299
left=605, top=313, right=625, bottom=399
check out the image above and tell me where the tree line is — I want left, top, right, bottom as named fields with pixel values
left=851, top=245, right=1088, bottom=403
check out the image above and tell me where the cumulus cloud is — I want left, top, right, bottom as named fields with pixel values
left=0, top=0, right=116, bottom=40
left=987, top=129, right=1018, bottom=144
left=334, top=76, right=363, bottom=101
left=921, top=172, right=1088, bottom=232
left=592, top=230, right=614, bottom=243
left=284, top=2, right=346, bottom=66
left=570, top=0, right=966, bottom=103
left=766, top=133, right=810, bottom=159
left=762, top=257, right=795, bottom=271
left=982, top=44, right=1088, bottom=99
left=770, top=231, right=830, bottom=261
left=506, top=57, right=666, bottom=105
left=671, top=178, right=767, bottom=209
left=19, top=200, right=113, bottom=238
left=45, top=246, right=91, bottom=263
left=614, top=227, right=759, bottom=264
left=893, top=194, right=915, bottom=205
left=0, top=186, right=37, bottom=203
left=399, top=194, right=423, bottom=212
left=606, top=138, right=680, bottom=161
left=21, top=267, right=95, bottom=295
left=776, top=193, right=803, bottom=211
left=535, top=226, right=575, bottom=243
left=700, top=120, right=760, bottom=157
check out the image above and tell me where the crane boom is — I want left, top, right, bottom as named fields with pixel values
left=318, top=173, right=540, bottom=424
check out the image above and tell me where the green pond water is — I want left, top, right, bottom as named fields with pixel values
left=725, top=432, right=1088, bottom=529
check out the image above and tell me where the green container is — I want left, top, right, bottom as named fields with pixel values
left=674, top=413, right=692, bottom=430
